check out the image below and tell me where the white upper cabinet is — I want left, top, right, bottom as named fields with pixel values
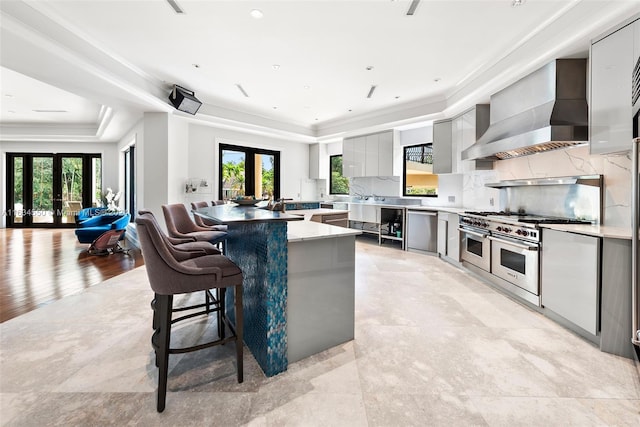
left=342, top=131, right=395, bottom=177
left=309, top=143, right=328, bottom=179
left=434, top=105, right=492, bottom=174
left=433, top=119, right=453, bottom=174
left=365, top=133, right=379, bottom=176
left=377, top=131, right=394, bottom=177
left=590, top=19, right=636, bottom=155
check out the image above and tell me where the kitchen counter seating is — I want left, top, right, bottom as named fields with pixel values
left=74, top=212, right=130, bottom=243
left=193, top=205, right=359, bottom=375
left=135, top=213, right=243, bottom=412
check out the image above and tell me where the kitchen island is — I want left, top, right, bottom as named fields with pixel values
left=193, top=205, right=360, bottom=375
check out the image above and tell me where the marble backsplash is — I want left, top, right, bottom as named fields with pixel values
left=463, top=145, right=633, bottom=228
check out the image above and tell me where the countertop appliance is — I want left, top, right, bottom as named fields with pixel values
left=406, top=209, right=437, bottom=253
left=459, top=211, right=591, bottom=306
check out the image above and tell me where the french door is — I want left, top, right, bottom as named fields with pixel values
left=6, top=153, right=102, bottom=228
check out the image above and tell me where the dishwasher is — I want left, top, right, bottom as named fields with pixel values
left=406, top=210, right=437, bottom=253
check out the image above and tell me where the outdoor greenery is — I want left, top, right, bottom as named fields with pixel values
left=222, top=155, right=275, bottom=199
left=222, top=159, right=246, bottom=197
left=330, top=155, right=349, bottom=194
left=406, top=187, right=437, bottom=196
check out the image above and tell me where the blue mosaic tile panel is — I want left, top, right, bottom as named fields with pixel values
left=225, top=221, right=288, bottom=376
left=285, top=202, right=320, bottom=210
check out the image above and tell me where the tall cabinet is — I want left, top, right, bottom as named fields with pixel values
left=590, top=15, right=639, bottom=155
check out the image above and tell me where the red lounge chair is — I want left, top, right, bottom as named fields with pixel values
left=87, top=229, right=128, bottom=256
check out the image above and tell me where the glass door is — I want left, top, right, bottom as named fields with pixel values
left=6, top=153, right=101, bottom=228
left=31, top=155, right=55, bottom=225
left=221, top=148, right=246, bottom=200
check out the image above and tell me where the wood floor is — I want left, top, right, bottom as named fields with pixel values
left=0, top=228, right=144, bottom=323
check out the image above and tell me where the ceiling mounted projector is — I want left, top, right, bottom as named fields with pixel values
left=168, top=85, right=202, bottom=115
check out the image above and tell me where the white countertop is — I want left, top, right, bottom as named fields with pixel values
left=538, top=223, right=635, bottom=240
left=406, top=206, right=466, bottom=214
left=287, top=208, right=349, bottom=221
left=287, top=220, right=361, bottom=243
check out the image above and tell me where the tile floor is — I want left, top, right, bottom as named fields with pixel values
left=1, top=238, right=639, bottom=426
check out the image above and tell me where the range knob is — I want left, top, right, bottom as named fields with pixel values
left=496, top=226, right=503, bottom=232
left=482, top=221, right=489, bottom=227
left=520, top=230, right=529, bottom=237
left=503, top=227, right=512, bottom=233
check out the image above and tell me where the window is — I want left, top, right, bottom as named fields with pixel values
left=403, top=143, right=438, bottom=196
left=329, top=155, right=349, bottom=195
left=219, top=144, right=280, bottom=200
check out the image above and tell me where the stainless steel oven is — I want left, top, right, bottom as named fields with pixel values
left=459, top=227, right=491, bottom=272
left=489, top=235, right=539, bottom=296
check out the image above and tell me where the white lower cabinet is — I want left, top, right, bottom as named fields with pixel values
left=436, top=212, right=460, bottom=262
left=541, top=229, right=600, bottom=335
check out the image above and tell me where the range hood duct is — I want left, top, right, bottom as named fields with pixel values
left=462, top=59, right=588, bottom=161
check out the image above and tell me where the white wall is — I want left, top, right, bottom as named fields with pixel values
left=188, top=123, right=310, bottom=201
left=0, top=140, right=119, bottom=228
left=461, top=145, right=632, bottom=228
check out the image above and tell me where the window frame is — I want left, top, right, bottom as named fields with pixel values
left=403, top=143, right=438, bottom=197
left=329, top=154, right=349, bottom=195
left=218, top=143, right=281, bottom=200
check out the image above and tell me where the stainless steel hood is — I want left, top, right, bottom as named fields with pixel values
left=462, top=59, right=588, bottom=161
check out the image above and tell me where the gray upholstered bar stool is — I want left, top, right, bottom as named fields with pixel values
left=138, top=209, right=221, bottom=256
left=136, top=213, right=243, bottom=413
left=163, top=203, right=227, bottom=249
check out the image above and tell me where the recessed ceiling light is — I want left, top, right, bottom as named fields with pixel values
left=273, top=106, right=278, bottom=109
left=315, top=118, right=319, bottom=121
left=4, top=94, right=14, bottom=98
left=303, top=85, right=310, bottom=90
left=348, top=109, right=352, bottom=112
left=8, top=110, right=16, bottom=113
left=366, top=66, right=374, bottom=71
left=511, top=0, right=525, bottom=6
left=304, top=106, right=311, bottom=109
left=33, top=109, right=67, bottom=113
left=192, top=64, right=200, bottom=68
left=272, top=64, right=280, bottom=70
left=434, top=78, right=441, bottom=82
left=250, top=9, right=263, bottom=19
left=395, top=96, right=400, bottom=99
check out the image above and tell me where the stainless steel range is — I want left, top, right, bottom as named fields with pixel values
left=459, top=211, right=590, bottom=306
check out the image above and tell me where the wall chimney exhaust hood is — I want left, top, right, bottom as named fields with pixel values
left=462, top=59, right=588, bottom=161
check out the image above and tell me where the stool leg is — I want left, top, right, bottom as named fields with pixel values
left=205, top=290, right=211, bottom=314
left=235, top=284, right=243, bottom=383
left=218, top=288, right=226, bottom=339
left=156, top=294, right=173, bottom=413
left=151, top=295, right=160, bottom=368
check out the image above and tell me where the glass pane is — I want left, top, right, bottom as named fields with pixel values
left=404, top=144, right=438, bottom=196
left=13, top=157, right=24, bottom=223
left=61, top=157, right=83, bottom=224
left=222, top=149, right=246, bottom=200
left=256, top=153, right=274, bottom=200
left=32, top=156, right=54, bottom=224
left=500, top=249, right=526, bottom=274
left=330, top=155, right=349, bottom=194
left=93, top=157, right=102, bottom=208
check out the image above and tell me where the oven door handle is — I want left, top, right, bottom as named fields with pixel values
left=458, top=228, right=489, bottom=239
left=488, top=235, right=539, bottom=251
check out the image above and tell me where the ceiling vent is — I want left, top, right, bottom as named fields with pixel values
left=406, top=0, right=421, bottom=16
left=166, top=0, right=184, bottom=14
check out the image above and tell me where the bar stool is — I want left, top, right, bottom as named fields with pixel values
left=136, top=213, right=243, bottom=413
